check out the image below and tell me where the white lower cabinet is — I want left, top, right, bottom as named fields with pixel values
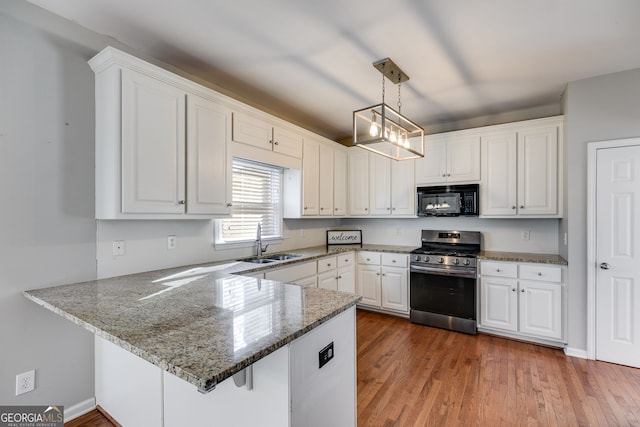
left=317, top=253, right=356, bottom=293
left=356, top=252, right=409, bottom=315
left=264, top=260, right=317, bottom=288
left=479, top=260, right=564, bottom=343
left=95, top=307, right=356, bottom=427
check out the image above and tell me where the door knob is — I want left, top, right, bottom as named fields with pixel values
left=600, top=263, right=611, bottom=270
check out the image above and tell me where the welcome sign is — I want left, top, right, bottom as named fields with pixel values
left=326, top=230, right=362, bottom=248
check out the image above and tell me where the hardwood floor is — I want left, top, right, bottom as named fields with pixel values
left=65, top=407, right=118, bottom=427
left=67, top=309, right=640, bottom=426
left=357, top=310, right=640, bottom=426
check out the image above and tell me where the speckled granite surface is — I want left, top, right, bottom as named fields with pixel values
left=24, top=266, right=360, bottom=393
left=477, top=251, right=568, bottom=265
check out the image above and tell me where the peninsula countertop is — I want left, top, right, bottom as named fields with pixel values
left=24, top=262, right=361, bottom=393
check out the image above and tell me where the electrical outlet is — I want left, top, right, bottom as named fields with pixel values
left=521, top=230, right=530, bottom=240
left=112, top=240, right=125, bottom=256
left=16, top=370, right=35, bottom=396
left=167, top=235, right=177, bottom=250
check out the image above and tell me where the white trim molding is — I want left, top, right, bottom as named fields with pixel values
left=64, top=397, right=96, bottom=422
left=564, top=347, right=588, bottom=359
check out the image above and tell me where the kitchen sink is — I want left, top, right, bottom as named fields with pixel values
left=241, top=258, right=277, bottom=264
left=239, top=253, right=302, bottom=264
left=263, top=253, right=302, bottom=261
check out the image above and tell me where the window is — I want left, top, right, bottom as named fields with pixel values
left=215, top=158, right=283, bottom=244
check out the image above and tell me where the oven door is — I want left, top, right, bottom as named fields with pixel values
left=409, top=264, right=477, bottom=333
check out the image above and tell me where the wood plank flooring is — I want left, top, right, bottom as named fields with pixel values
left=66, top=309, right=640, bottom=426
left=357, top=310, right=640, bottom=426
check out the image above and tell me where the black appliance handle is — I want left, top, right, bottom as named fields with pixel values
left=410, top=264, right=477, bottom=279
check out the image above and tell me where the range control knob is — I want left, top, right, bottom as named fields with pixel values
left=415, top=255, right=421, bottom=262
left=424, top=256, right=430, bottom=263
left=463, top=259, right=471, bottom=266
left=438, top=257, right=444, bottom=264
left=453, top=258, right=460, bottom=265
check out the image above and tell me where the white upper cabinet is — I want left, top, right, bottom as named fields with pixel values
left=415, top=133, right=480, bottom=185
left=232, top=112, right=303, bottom=159
left=348, top=148, right=370, bottom=215
left=318, top=144, right=334, bottom=216
left=186, top=95, right=232, bottom=215
left=352, top=149, right=415, bottom=217
left=283, top=138, right=348, bottom=218
left=121, top=68, right=186, bottom=214
left=333, top=149, right=347, bottom=216
left=89, top=47, right=232, bottom=219
left=480, top=117, right=562, bottom=218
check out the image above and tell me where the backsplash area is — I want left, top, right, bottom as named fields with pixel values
left=97, top=217, right=560, bottom=279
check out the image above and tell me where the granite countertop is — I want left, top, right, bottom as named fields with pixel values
left=24, top=265, right=360, bottom=393
left=477, top=251, right=568, bottom=265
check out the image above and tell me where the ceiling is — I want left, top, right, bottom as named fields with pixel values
left=23, top=0, right=640, bottom=141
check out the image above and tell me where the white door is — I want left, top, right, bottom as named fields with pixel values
left=369, top=153, right=391, bottom=215
left=318, top=144, right=334, bottom=216
left=333, top=149, right=347, bottom=216
left=302, top=139, right=320, bottom=216
left=380, top=267, right=408, bottom=312
left=348, top=149, right=370, bottom=215
left=479, top=276, right=518, bottom=332
left=595, top=143, right=640, bottom=367
left=357, top=265, right=381, bottom=307
left=390, top=159, right=415, bottom=215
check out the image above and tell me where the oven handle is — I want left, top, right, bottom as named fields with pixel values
left=410, top=264, right=477, bottom=278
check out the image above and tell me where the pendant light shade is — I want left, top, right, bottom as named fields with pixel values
left=353, top=58, right=424, bottom=161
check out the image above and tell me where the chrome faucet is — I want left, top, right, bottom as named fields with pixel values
left=256, top=223, right=269, bottom=257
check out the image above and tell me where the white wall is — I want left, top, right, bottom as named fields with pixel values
left=563, top=67, right=640, bottom=352
left=0, top=10, right=96, bottom=407
left=96, top=219, right=339, bottom=278
left=342, top=217, right=560, bottom=253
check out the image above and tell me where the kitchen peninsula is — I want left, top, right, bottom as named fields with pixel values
left=24, top=261, right=361, bottom=427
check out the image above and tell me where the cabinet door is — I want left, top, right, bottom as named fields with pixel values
left=348, top=149, right=370, bottom=215
left=518, top=280, right=562, bottom=339
left=121, top=68, right=186, bottom=214
left=480, top=132, right=517, bottom=216
left=480, top=276, right=518, bottom=331
left=186, top=95, right=231, bottom=215
left=369, top=153, right=391, bottom=215
left=318, top=144, right=334, bottom=216
left=302, top=139, right=320, bottom=216
left=337, top=266, right=355, bottom=294
left=517, top=126, right=558, bottom=215
left=447, top=134, right=480, bottom=182
left=333, top=149, right=347, bottom=216
left=357, top=265, right=381, bottom=306
left=318, top=270, right=338, bottom=291
left=391, top=159, right=415, bottom=215
left=272, top=126, right=303, bottom=158
left=380, top=266, right=408, bottom=312
left=415, top=137, right=447, bottom=184
left=231, top=112, right=273, bottom=151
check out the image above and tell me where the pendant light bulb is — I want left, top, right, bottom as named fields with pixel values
left=369, top=113, right=379, bottom=137
left=390, top=131, right=397, bottom=143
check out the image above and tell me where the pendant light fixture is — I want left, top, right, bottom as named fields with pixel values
left=353, top=58, right=424, bottom=161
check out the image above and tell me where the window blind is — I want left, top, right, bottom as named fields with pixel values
left=218, top=158, right=283, bottom=242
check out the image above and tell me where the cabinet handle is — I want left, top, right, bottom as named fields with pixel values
left=337, top=276, right=342, bottom=279
left=512, top=206, right=516, bottom=209
left=442, top=174, right=446, bottom=177
left=365, top=208, right=368, bottom=211
left=496, top=268, right=500, bottom=272
left=520, top=205, right=525, bottom=209
left=392, top=260, right=396, bottom=263
left=521, top=288, right=525, bottom=293
left=335, top=208, right=338, bottom=211
left=274, top=141, right=279, bottom=145
left=178, top=200, right=186, bottom=205
left=386, top=207, right=391, bottom=211
left=269, top=139, right=273, bottom=145
left=537, top=272, right=542, bottom=276
left=512, top=288, right=516, bottom=292
left=320, top=207, right=324, bottom=211
left=366, top=258, right=370, bottom=261
left=327, top=263, right=332, bottom=267
left=304, top=206, right=307, bottom=210
left=392, top=207, right=396, bottom=211
left=226, top=203, right=233, bottom=207
left=447, top=173, right=451, bottom=177
left=382, top=273, right=386, bottom=276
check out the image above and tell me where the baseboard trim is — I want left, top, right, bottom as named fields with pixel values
left=64, top=397, right=96, bottom=422
left=97, top=405, right=122, bottom=427
left=564, top=347, right=589, bottom=359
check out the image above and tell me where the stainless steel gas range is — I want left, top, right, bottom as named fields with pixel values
left=409, top=230, right=481, bottom=335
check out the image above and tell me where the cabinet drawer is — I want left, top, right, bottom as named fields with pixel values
left=381, top=253, right=408, bottom=268
left=357, top=252, right=381, bottom=265
left=337, top=252, right=355, bottom=268
left=519, top=264, right=562, bottom=283
left=265, top=261, right=317, bottom=283
left=317, top=256, right=337, bottom=273
left=480, top=261, right=517, bottom=278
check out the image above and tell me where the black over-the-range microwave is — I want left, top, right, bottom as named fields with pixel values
left=416, top=184, right=479, bottom=217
